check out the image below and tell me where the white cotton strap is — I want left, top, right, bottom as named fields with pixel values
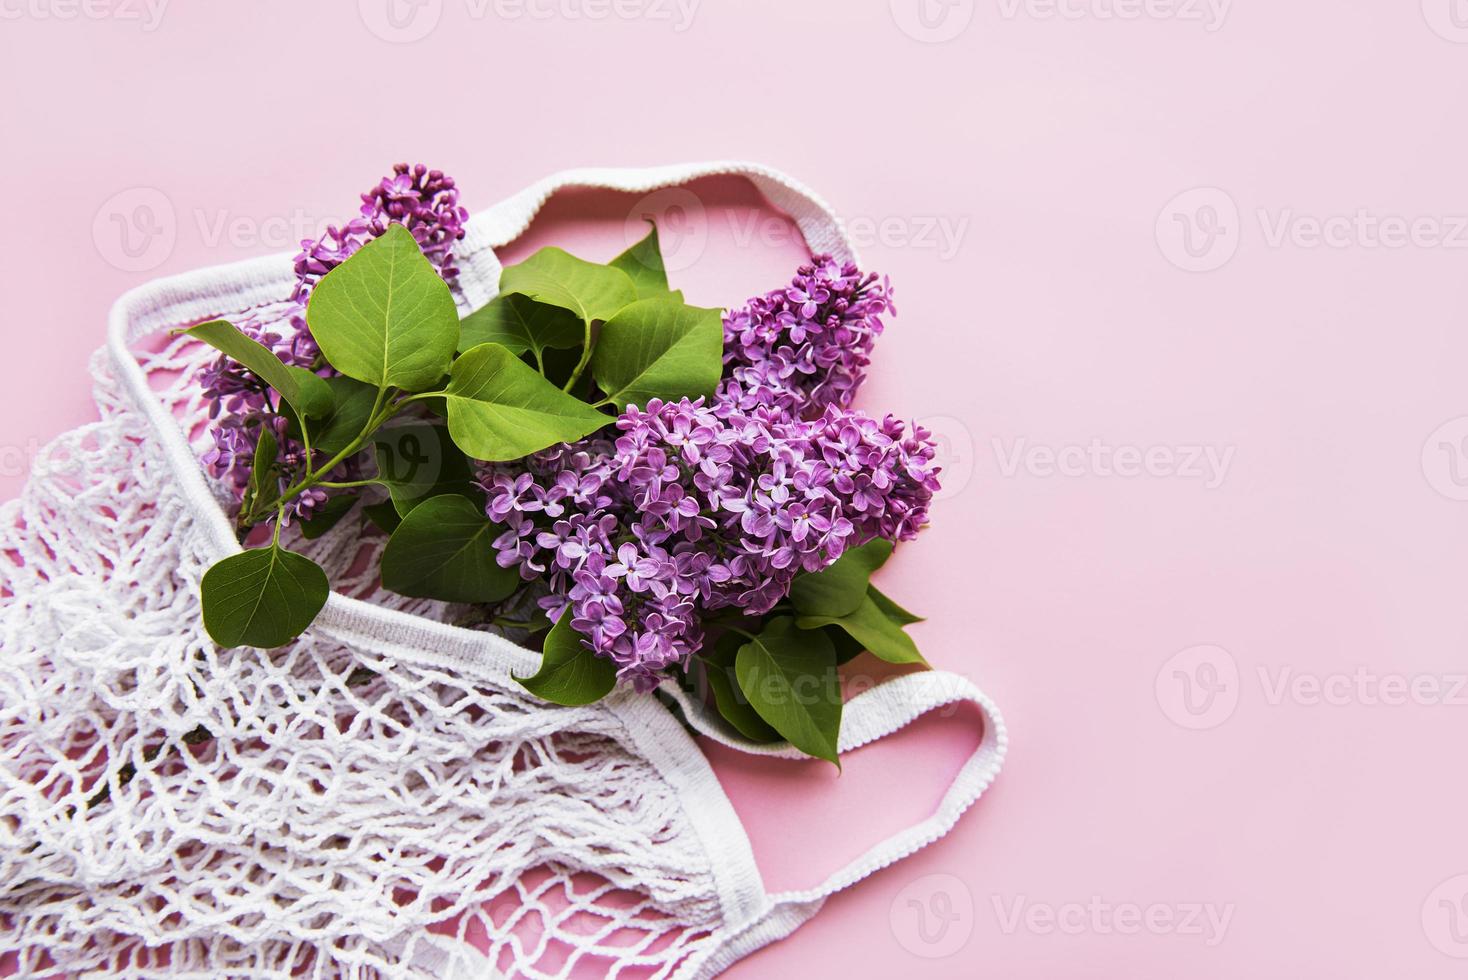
left=453, top=160, right=859, bottom=311
left=661, top=669, right=1006, bottom=907
left=772, top=672, right=1006, bottom=905
left=101, top=158, right=1003, bottom=931
left=457, top=160, right=1007, bottom=924
left=101, top=161, right=852, bottom=685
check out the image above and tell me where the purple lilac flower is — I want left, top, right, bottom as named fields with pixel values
left=197, top=307, right=325, bottom=522
left=716, top=254, right=895, bottom=420
left=292, top=163, right=468, bottom=301
left=481, top=398, right=940, bottom=689
left=198, top=164, right=468, bottom=523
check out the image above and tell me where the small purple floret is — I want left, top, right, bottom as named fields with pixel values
left=197, top=164, right=468, bottom=522
left=481, top=391, right=940, bottom=689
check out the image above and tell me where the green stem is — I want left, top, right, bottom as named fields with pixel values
left=84, top=725, right=212, bottom=812
left=562, top=318, right=595, bottom=393
left=269, top=385, right=403, bottom=520
left=715, top=623, right=758, bottom=641
left=491, top=616, right=550, bottom=633
left=318, top=478, right=383, bottom=490
left=365, top=385, right=393, bottom=430
left=298, top=410, right=315, bottom=477
left=86, top=742, right=165, bottom=811
left=397, top=389, right=448, bottom=408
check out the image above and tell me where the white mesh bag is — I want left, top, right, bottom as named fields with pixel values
left=0, top=162, right=1007, bottom=979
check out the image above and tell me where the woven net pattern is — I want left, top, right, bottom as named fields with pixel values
left=0, top=306, right=728, bottom=979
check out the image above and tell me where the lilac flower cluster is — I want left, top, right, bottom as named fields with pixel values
left=292, top=164, right=468, bottom=301
left=716, top=255, right=894, bottom=419
left=199, top=164, right=467, bottom=522
left=483, top=255, right=929, bottom=686
left=198, top=306, right=325, bottom=520
left=482, top=396, right=940, bottom=689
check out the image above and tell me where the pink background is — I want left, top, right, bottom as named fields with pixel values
left=7, top=1, right=1468, bottom=976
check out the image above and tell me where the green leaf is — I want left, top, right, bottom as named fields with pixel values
left=498, top=247, right=638, bottom=325
left=305, top=223, right=460, bottom=391
left=459, top=293, right=583, bottom=359
left=823, top=624, right=867, bottom=665
left=789, top=538, right=895, bottom=619
left=589, top=298, right=724, bottom=409
left=186, top=319, right=332, bottom=419
left=283, top=368, right=334, bottom=418
left=734, top=618, right=841, bottom=765
left=538, top=345, right=585, bottom=390
left=789, top=541, right=925, bottom=660
left=611, top=221, right=675, bottom=299
left=703, top=633, right=780, bottom=742
left=380, top=494, right=519, bottom=603
left=285, top=375, right=379, bottom=457
left=200, top=545, right=329, bottom=648
left=298, top=493, right=358, bottom=540
left=372, top=423, right=476, bottom=516
left=245, top=424, right=278, bottom=515
left=870, top=584, right=924, bottom=625
left=364, top=501, right=402, bottom=534
left=515, top=614, right=618, bottom=706
left=444, top=343, right=609, bottom=461
left=796, top=595, right=927, bottom=666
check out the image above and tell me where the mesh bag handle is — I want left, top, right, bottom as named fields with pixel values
left=462, top=162, right=1008, bottom=938
left=95, top=164, right=1006, bottom=978
left=452, top=160, right=860, bottom=311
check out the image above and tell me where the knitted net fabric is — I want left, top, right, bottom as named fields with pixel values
left=0, top=310, right=729, bottom=978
